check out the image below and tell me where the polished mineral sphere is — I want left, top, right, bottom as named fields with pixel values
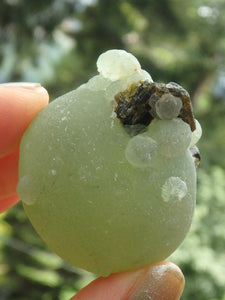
left=17, top=50, right=199, bottom=276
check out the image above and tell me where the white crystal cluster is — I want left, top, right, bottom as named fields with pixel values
left=83, top=49, right=153, bottom=101
left=83, top=49, right=202, bottom=203
left=97, top=49, right=142, bottom=81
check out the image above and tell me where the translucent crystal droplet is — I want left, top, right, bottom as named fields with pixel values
left=190, top=119, right=202, bottom=147
left=161, top=177, right=187, bottom=203
left=97, top=49, right=141, bottom=81
left=148, top=119, right=192, bottom=158
left=125, top=135, right=158, bottom=168
left=155, top=94, right=182, bottom=120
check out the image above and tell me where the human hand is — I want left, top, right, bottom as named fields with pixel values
left=0, top=82, right=185, bottom=299
left=71, top=261, right=184, bottom=300
left=0, top=82, right=49, bottom=212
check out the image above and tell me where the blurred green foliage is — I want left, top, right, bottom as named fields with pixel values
left=0, top=0, right=225, bottom=299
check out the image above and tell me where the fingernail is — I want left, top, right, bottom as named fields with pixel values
left=0, top=82, right=42, bottom=90
left=129, top=262, right=185, bottom=300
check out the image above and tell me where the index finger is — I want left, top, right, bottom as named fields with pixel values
left=0, top=82, right=49, bottom=158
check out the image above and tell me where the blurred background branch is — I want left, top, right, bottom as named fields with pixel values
left=0, top=0, right=225, bottom=299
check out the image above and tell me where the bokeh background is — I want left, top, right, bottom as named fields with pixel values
left=0, top=0, right=225, bottom=299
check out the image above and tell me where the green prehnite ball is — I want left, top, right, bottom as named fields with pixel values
left=17, top=50, right=201, bottom=276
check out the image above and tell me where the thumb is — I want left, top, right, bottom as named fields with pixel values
left=0, top=82, right=49, bottom=211
left=71, top=261, right=185, bottom=300
left=0, top=82, right=49, bottom=158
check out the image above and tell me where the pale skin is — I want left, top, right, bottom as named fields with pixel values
left=0, top=82, right=185, bottom=300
